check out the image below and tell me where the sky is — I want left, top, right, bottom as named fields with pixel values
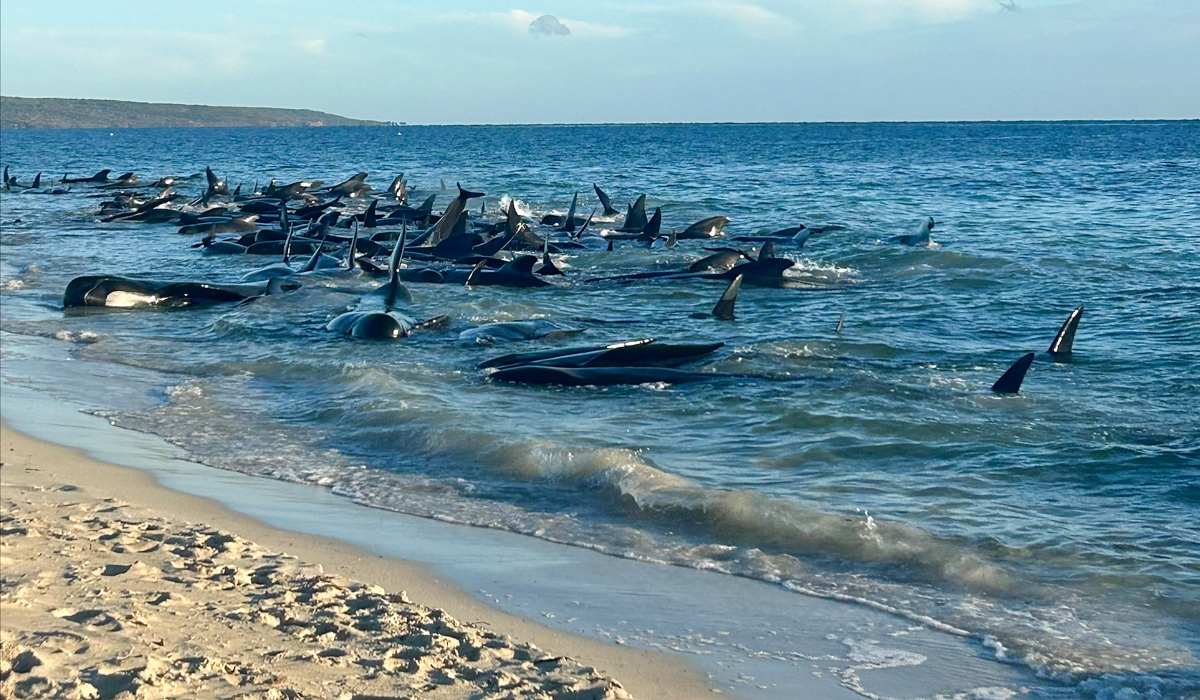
left=1, top=0, right=1197, bottom=124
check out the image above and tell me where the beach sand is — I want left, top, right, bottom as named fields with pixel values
left=0, top=423, right=712, bottom=699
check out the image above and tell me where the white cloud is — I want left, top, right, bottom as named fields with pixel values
left=298, top=38, right=326, bottom=55
left=529, top=14, right=571, bottom=36
left=696, top=2, right=798, bottom=36
left=445, top=9, right=630, bottom=39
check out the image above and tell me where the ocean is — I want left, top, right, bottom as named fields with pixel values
left=1, top=121, right=1197, bottom=698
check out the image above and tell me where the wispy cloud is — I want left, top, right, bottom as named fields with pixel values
left=834, top=0, right=998, bottom=28
left=443, top=9, right=631, bottom=39
left=297, top=38, right=326, bottom=55
left=695, top=2, right=798, bottom=37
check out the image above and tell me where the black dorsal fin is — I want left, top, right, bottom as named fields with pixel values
left=299, top=229, right=330, bottom=273
left=1048, top=305, right=1084, bottom=358
left=992, top=353, right=1036, bottom=394
left=281, top=207, right=294, bottom=264
left=759, top=241, right=776, bottom=260
left=712, top=274, right=743, bottom=321
left=389, top=223, right=407, bottom=285
left=345, top=220, right=359, bottom=270
left=641, top=207, right=662, bottom=240
left=562, top=192, right=578, bottom=232
left=364, top=199, right=378, bottom=228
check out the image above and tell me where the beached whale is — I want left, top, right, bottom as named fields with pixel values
left=479, top=339, right=725, bottom=370
left=63, top=276, right=298, bottom=308
left=454, top=256, right=552, bottom=288
left=459, top=319, right=582, bottom=344
left=61, top=169, right=111, bottom=184
left=489, top=365, right=723, bottom=386
left=676, top=216, right=729, bottom=240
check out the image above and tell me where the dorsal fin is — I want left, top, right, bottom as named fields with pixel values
left=607, top=237, right=615, bottom=252
left=712, top=275, right=743, bottom=321
left=505, top=200, right=523, bottom=237
left=345, top=220, right=359, bottom=270
left=622, top=194, right=647, bottom=230
left=991, top=353, right=1035, bottom=394
left=299, top=229, right=330, bottom=273
left=1047, top=305, right=1084, bottom=358
left=364, top=199, right=378, bottom=228
left=281, top=208, right=295, bottom=264
left=562, top=192, right=578, bottom=232
left=759, top=241, right=775, bottom=260
left=835, top=312, right=844, bottom=334
left=641, top=207, right=662, bottom=240
left=417, top=194, right=435, bottom=213
left=539, top=237, right=563, bottom=276
left=389, top=223, right=407, bottom=285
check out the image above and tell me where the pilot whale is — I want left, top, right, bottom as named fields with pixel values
left=892, top=217, right=935, bottom=246
left=64, top=276, right=298, bottom=308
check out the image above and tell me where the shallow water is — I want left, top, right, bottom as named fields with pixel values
left=2, top=122, right=1198, bottom=698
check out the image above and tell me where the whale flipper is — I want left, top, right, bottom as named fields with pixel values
left=991, top=353, right=1035, bottom=394
left=712, top=274, right=743, bottom=321
left=1047, top=306, right=1084, bottom=361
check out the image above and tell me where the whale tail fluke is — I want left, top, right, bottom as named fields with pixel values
left=992, top=353, right=1035, bottom=394
left=1047, top=305, right=1084, bottom=360
left=712, top=274, right=743, bottom=321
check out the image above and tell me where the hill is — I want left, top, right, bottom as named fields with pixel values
left=0, top=97, right=387, bottom=129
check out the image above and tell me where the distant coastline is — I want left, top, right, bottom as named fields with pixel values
left=0, top=96, right=391, bottom=130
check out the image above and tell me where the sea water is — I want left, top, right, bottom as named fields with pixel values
left=1, top=122, right=1197, bottom=698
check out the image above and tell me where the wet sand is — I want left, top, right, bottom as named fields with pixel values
left=0, top=423, right=712, bottom=699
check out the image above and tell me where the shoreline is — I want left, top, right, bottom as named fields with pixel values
left=0, top=377, right=1048, bottom=699
left=0, top=420, right=714, bottom=699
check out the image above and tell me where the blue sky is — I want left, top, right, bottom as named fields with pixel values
left=1, top=1, right=1196, bottom=123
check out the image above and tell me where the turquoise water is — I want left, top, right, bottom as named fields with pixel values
left=1, top=122, right=1197, bottom=698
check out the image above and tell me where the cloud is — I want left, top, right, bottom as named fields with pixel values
left=696, top=2, right=798, bottom=37
left=529, top=14, right=571, bottom=36
left=298, top=38, right=326, bottom=55
left=839, top=0, right=998, bottom=27
left=442, top=10, right=630, bottom=39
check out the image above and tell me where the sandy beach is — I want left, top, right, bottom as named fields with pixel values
left=0, top=423, right=711, bottom=699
